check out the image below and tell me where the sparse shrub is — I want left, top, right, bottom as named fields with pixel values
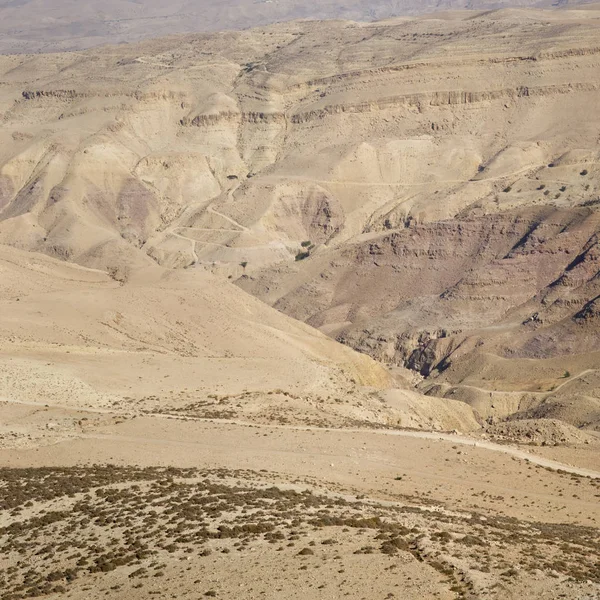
left=458, top=535, right=486, bottom=547
left=582, top=197, right=600, bottom=207
left=433, top=531, right=452, bottom=543
left=502, top=568, right=519, bottom=578
left=380, top=537, right=410, bottom=555
left=295, top=251, right=310, bottom=261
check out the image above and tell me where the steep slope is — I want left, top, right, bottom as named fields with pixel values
left=0, top=244, right=400, bottom=425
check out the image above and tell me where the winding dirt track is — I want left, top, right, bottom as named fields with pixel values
left=102, top=414, right=600, bottom=479
left=3, top=397, right=599, bottom=478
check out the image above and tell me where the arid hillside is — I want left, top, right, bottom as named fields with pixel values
left=0, top=243, right=408, bottom=433
left=2, top=7, right=598, bottom=430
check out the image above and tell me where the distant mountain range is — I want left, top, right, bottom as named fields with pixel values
left=0, top=0, right=594, bottom=53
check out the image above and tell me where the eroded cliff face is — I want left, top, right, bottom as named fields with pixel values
left=241, top=205, right=599, bottom=379
left=337, top=208, right=600, bottom=366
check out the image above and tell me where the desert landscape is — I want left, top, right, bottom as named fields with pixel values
left=0, top=2, right=599, bottom=599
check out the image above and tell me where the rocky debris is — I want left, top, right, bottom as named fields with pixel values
left=486, top=419, right=599, bottom=446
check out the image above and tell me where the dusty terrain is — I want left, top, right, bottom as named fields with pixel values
left=1, top=413, right=600, bottom=600
left=1, top=6, right=600, bottom=600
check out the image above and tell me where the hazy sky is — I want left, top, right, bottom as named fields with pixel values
left=0, top=0, right=566, bottom=53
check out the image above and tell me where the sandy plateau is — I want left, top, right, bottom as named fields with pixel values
left=1, top=5, right=600, bottom=600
